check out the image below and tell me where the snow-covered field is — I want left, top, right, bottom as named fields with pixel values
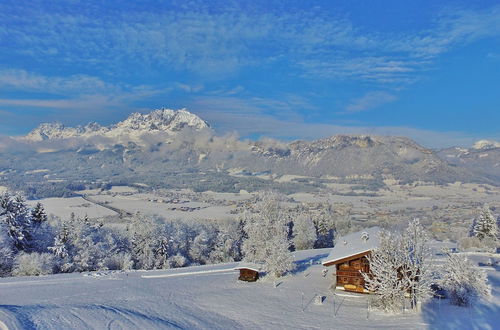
left=1, top=249, right=498, bottom=329
left=26, top=197, right=117, bottom=220
left=26, top=182, right=499, bottom=225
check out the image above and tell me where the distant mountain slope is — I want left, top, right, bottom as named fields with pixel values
left=216, top=135, right=479, bottom=184
left=0, top=108, right=497, bottom=198
left=437, top=141, right=500, bottom=184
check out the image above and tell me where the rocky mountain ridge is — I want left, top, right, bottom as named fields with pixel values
left=23, top=108, right=209, bottom=142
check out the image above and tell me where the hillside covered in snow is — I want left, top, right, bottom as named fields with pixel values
left=0, top=248, right=498, bottom=329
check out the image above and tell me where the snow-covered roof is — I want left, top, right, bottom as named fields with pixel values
left=234, top=262, right=262, bottom=272
left=322, top=227, right=382, bottom=266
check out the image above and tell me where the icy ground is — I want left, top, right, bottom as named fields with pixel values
left=0, top=249, right=498, bottom=329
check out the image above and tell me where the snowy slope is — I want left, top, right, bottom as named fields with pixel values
left=1, top=249, right=498, bottom=329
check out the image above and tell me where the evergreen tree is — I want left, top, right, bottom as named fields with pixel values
left=31, top=202, right=48, bottom=226
left=314, top=201, right=336, bottom=248
left=128, top=214, right=161, bottom=270
left=0, top=193, right=33, bottom=251
left=470, top=205, right=498, bottom=240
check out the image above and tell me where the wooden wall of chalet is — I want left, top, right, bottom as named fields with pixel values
left=336, top=256, right=370, bottom=293
left=238, top=269, right=259, bottom=282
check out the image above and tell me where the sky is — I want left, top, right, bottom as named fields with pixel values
left=0, top=0, right=499, bottom=148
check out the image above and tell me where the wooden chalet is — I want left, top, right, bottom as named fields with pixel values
left=322, top=227, right=381, bottom=293
left=234, top=263, right=262, bottom=282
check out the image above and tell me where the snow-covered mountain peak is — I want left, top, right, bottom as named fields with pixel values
left=22, top=108, right=209, bottom=142
left=115, top=108, right=209, bottom=132
left=472, top=140, right=500, bottom=150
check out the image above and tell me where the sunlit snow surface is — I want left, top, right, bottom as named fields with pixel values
left=0, top=249, right=498, bottom=329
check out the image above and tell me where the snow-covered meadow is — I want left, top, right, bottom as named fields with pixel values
left=1, top=249, right=498, bottom=329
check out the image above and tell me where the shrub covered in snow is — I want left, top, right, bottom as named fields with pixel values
left=12, top=252, right=56, bottom=276
left=439, top=253, right=491, bottom=307
left=458, top=236, right=498, bottom=253
left=168, top=253, right=187, bottom=268
left=104, top=252, right=134, bottom=270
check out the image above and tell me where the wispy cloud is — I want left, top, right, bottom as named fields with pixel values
left=345, top=91, right=397, bottom=113
left=1, top=3, right=499, bottom=85
left=0, top=69, right=119, bottom=95
left=186, top=104, right=491, bottom=148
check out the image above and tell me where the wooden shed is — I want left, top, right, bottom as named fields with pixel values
left=322, top=227, right=381, bottom=293
left=235, top=263, right=262, bottom=282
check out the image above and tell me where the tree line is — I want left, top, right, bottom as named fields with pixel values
left=0, top=191, right=347, bottom=277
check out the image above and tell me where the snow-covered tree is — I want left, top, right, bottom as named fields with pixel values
left=31, top=202, right=48, bottom=226
left=70, top=216, right=106, bottom=272
left=30, top=202, right=53, bottom=253
left=189, top=230, right=213, bottom=265
left=439, top=252, right=490, bottom=306
left=208, top=220, right=243, bottom=264
left=362, top=230, right=406, bottom=312
left=400, top=219, right=433, bottom=309
left=242, top=191, right=293, bottom=277
left=293, top=213, right=317, bottom=250
left=362, top=219, right=432, bottom=312
left=49, top=221, right=71, bottom=260
left=128, top=214, right=158, bottom=270
left=314, top=202, right=336, bottom=248
left=469, top=205, right=498, bottom=240
left=0, top=222, right=14, bottom=276
left=0, top=192, right=33, bottom=251
left=154, top=236, right=171, bottom=269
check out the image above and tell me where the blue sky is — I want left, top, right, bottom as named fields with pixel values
left=0, top=0, right=499, bottom=147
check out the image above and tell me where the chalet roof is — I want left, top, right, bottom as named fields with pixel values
left=234, top=262, right=262, bottom=272
left=322, top=226, right=382, bottom=266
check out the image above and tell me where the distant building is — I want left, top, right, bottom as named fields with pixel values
left=235, top=263, right=262, bottom=282
left=322, top=227, right=381, bottom=293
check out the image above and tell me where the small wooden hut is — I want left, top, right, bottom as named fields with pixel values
left=235, top=263, right=262, bottom=282
left=322, top=227, right=381, bottom=293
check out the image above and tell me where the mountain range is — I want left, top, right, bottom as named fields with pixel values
left=0, top=108, right=498, bottom=198
left=23, top=108, right=209, bottom=142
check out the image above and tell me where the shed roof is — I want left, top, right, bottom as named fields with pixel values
left=234, top=262, right=262, bottom=272
left=322, top=226, right=382, bottom=266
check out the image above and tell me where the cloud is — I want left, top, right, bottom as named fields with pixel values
left=0, top=69, right=119, bottom=95
left=203, top=111, right=493, bottom=149
left=345, top=91, right=397, bottom=113
left=2, top=2, right=499, bottom=85
left=182, top=94, right=492, bottom=148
